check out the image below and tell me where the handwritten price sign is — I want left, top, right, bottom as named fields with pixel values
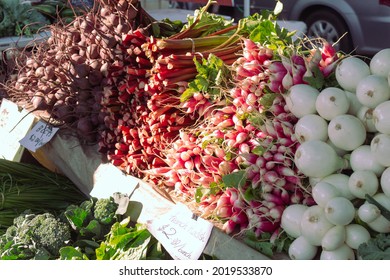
left=147, top=203, right=213, bottom=260
left=19, top=120, right=59, bottom=152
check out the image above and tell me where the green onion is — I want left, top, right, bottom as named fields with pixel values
left=0, top=159, right=89, bottom=231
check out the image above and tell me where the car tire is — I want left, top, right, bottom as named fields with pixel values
left=304, top=9, right=354, bottom=54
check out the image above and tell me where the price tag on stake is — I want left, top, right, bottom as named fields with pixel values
left=147, top=203, right=213, bottom=260
left=19, top=120, right=59, bottom=152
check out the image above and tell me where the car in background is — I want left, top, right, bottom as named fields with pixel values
left=232, top=0, right=390, bottom=56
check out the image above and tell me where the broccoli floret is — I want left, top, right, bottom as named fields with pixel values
left=0, top=212, right=71, bottom=259
left=29, top=213, right=71, bottom=256
left=93, top=197, right=118, bottom=225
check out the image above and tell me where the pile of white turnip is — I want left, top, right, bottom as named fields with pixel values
left=281, top=48, right=390, bottom=259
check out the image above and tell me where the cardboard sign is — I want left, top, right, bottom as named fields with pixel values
left=19, top=120, right=59, bottom=152
left=0, top=99, right=36, bottom=161
left=147, top=203, right=213, bottom=260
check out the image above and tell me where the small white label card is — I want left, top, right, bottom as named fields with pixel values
left=19, top=120, right=59, bottom=152
left=0, top=99, right=36, bottom=161
left=147, top=202, right=213, bottom=260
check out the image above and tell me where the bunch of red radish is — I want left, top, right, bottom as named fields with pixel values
left=5, top=0, right=341, bottom=240
left=141, top=39, right=339, bottom=238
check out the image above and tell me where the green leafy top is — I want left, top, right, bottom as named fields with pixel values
left=182, top=1, right=234, bottom=38
left=181, top=53, right=232, bottom=102
left=236, top=1, right=295, bottom=52
left=357, top=234, right=390, bottom=260
left=94, top=217, right=165, bottom=260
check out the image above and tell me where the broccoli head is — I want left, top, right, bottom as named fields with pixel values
left=0, top=212, right=71, bottom=259
left=29, top=213, right=71, bottom=256
left=93, top=197, right=118, bottom=225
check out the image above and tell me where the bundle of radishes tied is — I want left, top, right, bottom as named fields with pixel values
left=4, top=0, right=390, bottom=259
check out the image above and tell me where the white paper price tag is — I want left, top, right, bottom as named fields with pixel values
left=19, top=120, right=59, bottom=152
left=147, top=203, right=213, bottom=260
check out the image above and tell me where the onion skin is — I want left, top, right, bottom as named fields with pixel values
left=371, top=133, right=390, bottom=167
left=289, top=236, right=318, bottom=260
left=358, top=203, right=381, bottom=224
left=350, top=145, right=385, bottom=176
left=312, top=181, right=341, bottom=208
left=281, top=204, right=308, bottom=238
left=348, top=170, right=379, bottom=199
left=300, top=205, right=334, bottom=246
left=335, top=56, right=370, bottom=92
left=324, top=197, right=356, bottom=226
left=321, top=225, right=346, bottom=251
left=356, top=75, right=390, bottom=109
left=373, top=100, right=390, bottom=134
left=370, top=48, right=390, bottom=77
left=294, top=140, right=345, bottom=178
left=328, top=114, right=366, bottom=151
left=320, top=244, right=355, bottom=260
left=285, top=84, right=319, bottom=118
left=366, top=193, right=390, bottom=233
left=345, top=224, right=371, bottom=250
left=315, top=87, right=350, bottom=121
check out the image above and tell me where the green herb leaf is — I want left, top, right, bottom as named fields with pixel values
left=95, top=218, right=163, bottom=260
left=222, top=170, right=247, bottom=189
left=180, top=54, right=230, bottom=102
left=59, top=246, right=89, bottom=260
left=303, top=65, right=325, bottom=89
left=64, top=206, right=89, bottom=230
left=242, top=231, right=274, bottom=257
left=79, top=220, right=103, bottom=239
left=252, top=145, right=266, bottom=156
left=357, top=234, right=390, bottom=260
left=260, top=93, right=277, bottom=108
